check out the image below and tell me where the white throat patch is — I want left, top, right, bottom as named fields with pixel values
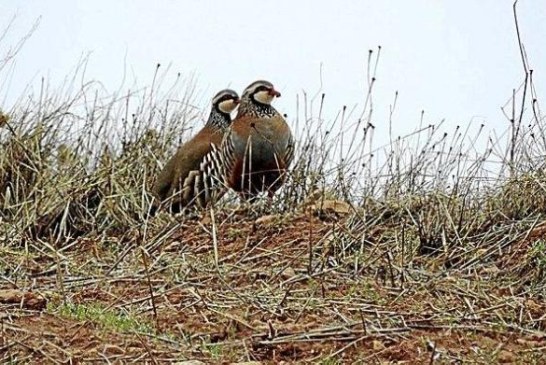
left=218, top=99, right=238, bottom=114
left=253, top=90, right=275, bottom=105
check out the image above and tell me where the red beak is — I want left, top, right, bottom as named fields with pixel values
left=269, top=88, right=281, bottom=97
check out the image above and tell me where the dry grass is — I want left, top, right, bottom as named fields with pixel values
left=2, top=71, right=546, bottom=364
left=2, top=9, right=546, bottom=363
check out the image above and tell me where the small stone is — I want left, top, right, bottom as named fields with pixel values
left=0, top=289, right=47, bottom=310
left=280, top=267, right=297, bottom=280
left=311, top=199, right=351, bottom=218
left=497, top=350, right=515, bottom=363
left=372, top=340, right=386, bottom=351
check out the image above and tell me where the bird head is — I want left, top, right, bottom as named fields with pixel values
left=243, top=80, right=281, bottom=106
left=212, top=89, right=240, bottom=114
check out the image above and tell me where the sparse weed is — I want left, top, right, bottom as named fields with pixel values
left=203, top=343, right=224, bottom=360
left=51, top=302, right=154, bottom=334
left=319, top=357, right=342, bottom=365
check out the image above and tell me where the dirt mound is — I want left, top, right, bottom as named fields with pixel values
left=2, top=212, right=546, bottom=363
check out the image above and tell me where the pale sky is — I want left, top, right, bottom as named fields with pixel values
left=1, top=1, right=544, bottom=146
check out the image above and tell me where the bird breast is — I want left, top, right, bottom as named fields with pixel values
left=235, top=119, right=291, bottom=162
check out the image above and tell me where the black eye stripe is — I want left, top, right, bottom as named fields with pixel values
left=254, top=85, right=269, bottom=93
left=216, top=95, right=238, bottom=105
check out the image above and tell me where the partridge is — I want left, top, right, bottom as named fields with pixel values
left=210, top=80, right=294, bottom=200
left=152, top=89, right=240, bottom=213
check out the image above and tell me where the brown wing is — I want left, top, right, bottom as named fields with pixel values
left=152, top=126, right=223, bottom=205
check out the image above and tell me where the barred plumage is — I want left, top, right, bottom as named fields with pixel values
left=151, top=89, right=239, bottom=214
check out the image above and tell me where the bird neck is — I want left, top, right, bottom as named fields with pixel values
left=205, top=111, right=231, bottom=130
left=238, top=98, right=278, bottom=119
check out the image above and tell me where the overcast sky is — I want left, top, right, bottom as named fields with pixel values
left=1, top=1, right=544, bottom=144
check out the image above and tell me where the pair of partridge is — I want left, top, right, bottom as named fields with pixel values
left=152, top=89, right=240, bottom=213
left=153, top=80, right=293, bottom=214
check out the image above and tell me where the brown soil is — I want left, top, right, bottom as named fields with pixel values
left=2, top=211, right=546, bottom=364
